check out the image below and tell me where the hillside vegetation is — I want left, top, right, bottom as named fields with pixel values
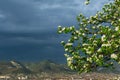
left=0, top=60, right=74, bottom=75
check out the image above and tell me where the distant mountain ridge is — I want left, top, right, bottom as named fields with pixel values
left=10, top=60, right=26, bottom=69
left=10, top=60, right=32, bottom=74
left=0, top=60, right=31, bottom=74
left=25, top=60, right=72, bottom=73
left=0, top=60, right=73, bottom=75
left=1, top=60, right=120, bottom=75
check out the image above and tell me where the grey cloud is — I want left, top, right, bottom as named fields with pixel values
left=0, top=14, right=4, bottom=18
left=0, top=0, right=42, bottom=32
left=0, top=0, right=109, bottom=32
left=35, top=0, right=109, bottom=15
left=0, top=0, right=77, bottom=33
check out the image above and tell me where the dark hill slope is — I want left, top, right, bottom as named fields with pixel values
left=0, top=61, right=32, bottom=74
left=25, top=60, right=72, bottom=73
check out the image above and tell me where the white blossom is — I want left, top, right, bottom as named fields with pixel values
left=99, top=55, right=103, bottom=58
left=76, top=30, right=79, bottom=34
left=58, top=25, right=61, bottom=28
left=67, top=57, right=73, bottom=61
left=82, top=43, right=89, bottom=46
left=74, top=36, right=78, bottom=40
left=101, top=43, right=111, bottom=47
left=58, top=31, right=62, bottom=33
left=69, top=27, right=73, bottom=30
left=67, top=57, right=73, bottom=66
left=93, top=40, right=97, bottom=43
left=97, top=25, right=101, bottom=28
left=82, top=33, right=85, bottom=36
left=94, top=34, right=97, bottom=36
left=65, top=48, right=68, bottom=51
left=86, top=50, right=92, bottom=54
left=87, top=57, right=92, bottom=63
left=108, top=28, right=111, bottom=31
left=116, top=45, right=119, bottom=48
left=80, top=28, right=82, bottom=31
left=101, top=35, right=106, bottom=41
left=112, top=35, right=115, bottom=38
left=85, top=28, right=88, bottom=30
left=64, top=54, right=69, bottom=57
left=97, top=48, right=102, bottom=52
left=61, top=41, right=64, bottom=43
left=66, top=43, right=73, bottom=46
left=83, top=47, right=87, bottom=50
left=92, top=26, right=95, bottom=29
left=62, top=27, right=65, bottom=31
left=111, top=54, right=117, bottom=59
left=115, top=26, right=119, bottom=31
left=68, top=39, right=71, bottom=42
left=119, top=19, right=120, bottom=22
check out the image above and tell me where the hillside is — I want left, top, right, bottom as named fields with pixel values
left=0, top=61, right=31, bottom=74
left=1, top=60, right=120, bottom=79
left=24, top=60, right=73, bottom=73
left=0, top=60, right=74, bottom=75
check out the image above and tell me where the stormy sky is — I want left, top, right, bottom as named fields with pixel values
left=0, top=0, right=110, bottom=63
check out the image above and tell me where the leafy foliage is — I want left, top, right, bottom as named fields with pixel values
left=85, top=0, right=90, bottom=5
left=58, top=0, right=120, bottom=73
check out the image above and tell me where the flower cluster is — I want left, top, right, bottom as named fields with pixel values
left=58, top=0, right=120, bottom=73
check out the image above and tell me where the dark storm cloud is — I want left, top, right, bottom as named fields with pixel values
left=0, top=31, right=65, bottom=62
left=0, top=0, right=109, bottom=63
